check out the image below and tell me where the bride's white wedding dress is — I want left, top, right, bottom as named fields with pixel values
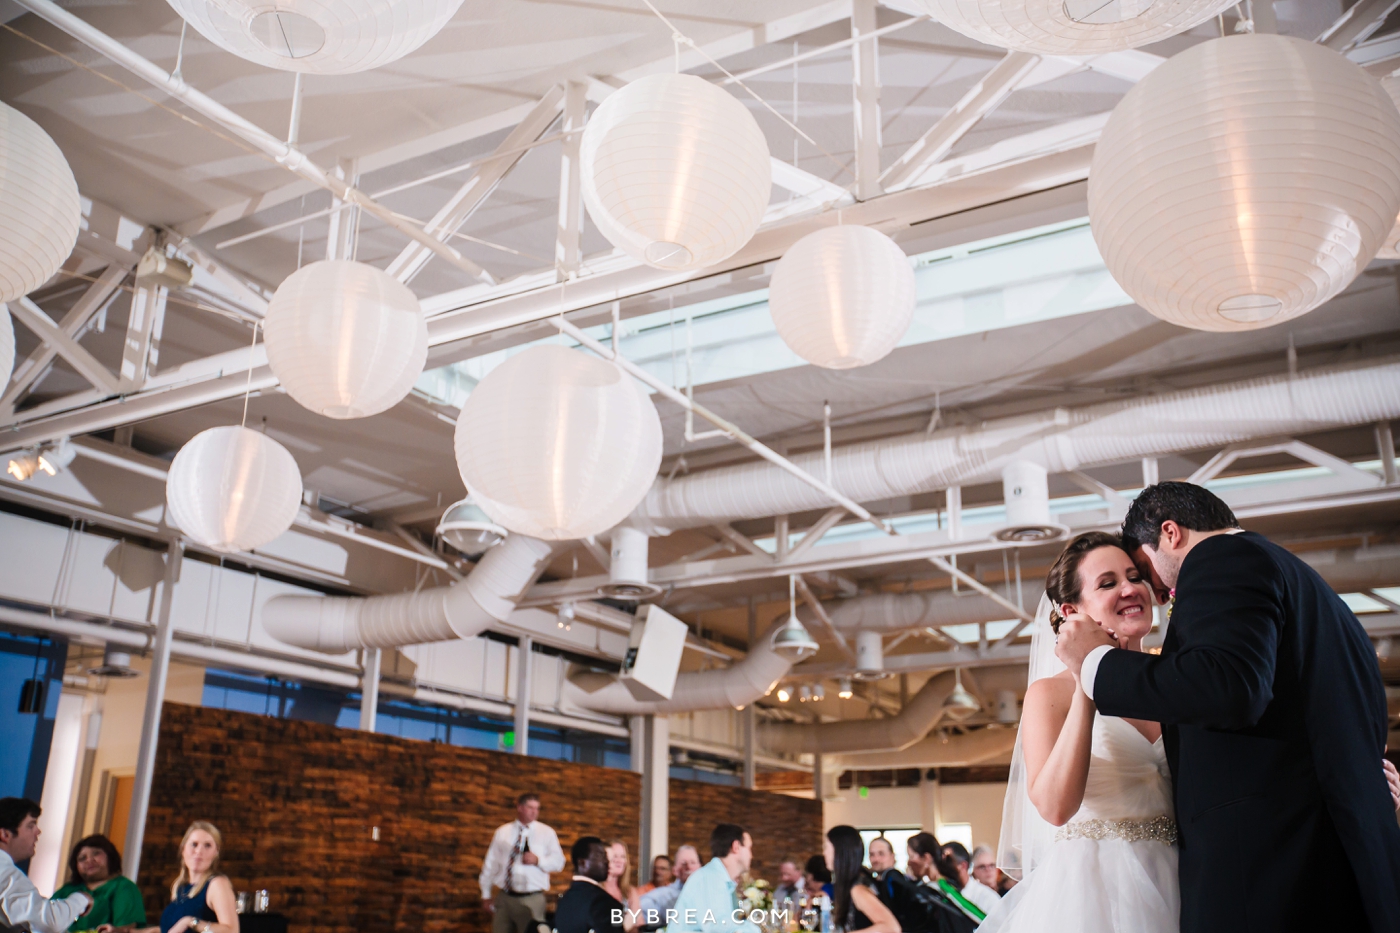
left=980, top=714, right=1180, bottom=933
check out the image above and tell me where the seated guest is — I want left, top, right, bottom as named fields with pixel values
left=0, top=798, right=91, bottom=933
left=637, top=855, right=672, bottom=896
left=157, top=822, right=238, bottom=933
left=667, top=824, right=757, bottom=932
left=867, top=838, right=896, bottom=875
left=604, top=840, right=640, bottom=918
left=637, top=845, right=700, bottom=918
left=555, top=837, right=624, bottom=933
left=53, top=834, right=145, bottom=932
left=802, top=855, right=832, bottom=900
left=940, top=843, right=997, bottom=918
left=825, top=826, right=899, bottom=932
left=772, top=857, right=803, bottom=906
left=903, top=833, right=978, bottom=933
left=966, top=847, right=1002, bottom=908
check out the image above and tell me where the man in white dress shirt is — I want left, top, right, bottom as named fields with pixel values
left=0, top=798, right=91, bottom=933
left=479, top=793, right=565, bottom=933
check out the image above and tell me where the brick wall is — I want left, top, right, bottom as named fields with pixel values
left=668, top=781, right=823, bottom=883
left=139, top=704, right=640, bottom=933
left=138, top=704, right=822, bottom=932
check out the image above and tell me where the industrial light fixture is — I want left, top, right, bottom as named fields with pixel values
left=812, top=684, right=825, bottom=702
left=772, top=575, right=821, bottom=661
left=943, top=669, right=981, bottom=721
left=87, top=646, right=139, bottom=679
left=776, top=686, right=792, bottom=703
left=6, top=450, right=39, bottom=481
left=799, top=684, right=812, bottom=703
left=557, top=601, right=576, bottom=632
left=837, top=678, right=854, bottom=700
left=37, top=438, right=76, bottom=476
left=436, top=497, right=507, bottom=558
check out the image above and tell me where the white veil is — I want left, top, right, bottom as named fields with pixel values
left=995, top=593, right=1065, bottom=880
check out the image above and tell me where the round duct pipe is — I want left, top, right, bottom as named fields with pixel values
left=600, top=526, right=661, bottom=599
left=995, top=459, right=1065, bottom=542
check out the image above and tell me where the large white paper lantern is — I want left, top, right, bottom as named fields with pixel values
left=1376, top=76, right=1400, bottom=261
left=164, top=0, right=465, bottom=74
left=768, top=225, right=916, bottom=369
left=167, top=426, right=303, bottom=553
left=1089, top=34, right=1400, bottom=332
left=453, top=345, right=662, bottom=541
left=264, top=260, right=427, bottom=419
left=581, top=73, right=772, bottom=272
left=896, top=0, right=1235, bottom=54
left=0, top=102, right=81, bottom=303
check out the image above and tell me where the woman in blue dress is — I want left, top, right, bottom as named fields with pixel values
left=157, top=822, right=238, bottom=933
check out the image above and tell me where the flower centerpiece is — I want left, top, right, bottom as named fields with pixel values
left=738, top=876, right=775, bottom=928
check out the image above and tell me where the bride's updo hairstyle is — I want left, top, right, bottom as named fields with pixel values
left=1045, top=531, right=1123, bottom=630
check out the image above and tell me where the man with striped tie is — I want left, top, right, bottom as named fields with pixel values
left=480, top=793, right=565, bottom=933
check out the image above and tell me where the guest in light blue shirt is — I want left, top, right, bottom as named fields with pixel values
left=639, top=845, right=702, bottom=919
left=666, top=824, right=758, bottom=932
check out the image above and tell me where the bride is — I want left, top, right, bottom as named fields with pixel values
left=981, top=530, right=1178, bottom=933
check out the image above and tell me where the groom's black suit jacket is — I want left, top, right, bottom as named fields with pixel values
left=1093, top=531, right=1400, bottom=933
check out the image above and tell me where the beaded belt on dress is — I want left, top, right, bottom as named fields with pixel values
left=1055, top=815, right=1177, bottom=845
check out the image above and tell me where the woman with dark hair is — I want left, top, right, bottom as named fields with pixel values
left=52, top=835, right=145, bottom=933
left=823, top=826, right=899, bottom=933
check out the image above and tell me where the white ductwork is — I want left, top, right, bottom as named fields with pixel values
left=601, top=526, right=661, bottom=598
left=263, top=534, right=556, bottom=653
left=997, top=460, right=1062, bottom=541
left=629, top=359, right=1400, bottom=534
left=821, top=585, right=1043, bottom=635
left=562, top=622, right=793, bottom=714
left=829, top=726, right=1020, bottom=770
left=761, top=671, right=958, bottom=754
left=854, top=630, right=887, bottom=680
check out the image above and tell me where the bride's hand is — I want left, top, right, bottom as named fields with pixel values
left=1384, top=758, right=1399, bottom=811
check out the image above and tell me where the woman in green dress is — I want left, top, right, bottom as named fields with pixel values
left=53, top=835, right=147, bottom=933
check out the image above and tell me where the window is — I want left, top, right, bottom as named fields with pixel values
left=936, top=822, right=974, bottom=851
left=858, top=828, right=921, bottom=874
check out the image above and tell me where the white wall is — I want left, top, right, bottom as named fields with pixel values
left=823, top=779, right=1009, bottom=860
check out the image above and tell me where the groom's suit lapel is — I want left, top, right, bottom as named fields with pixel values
left=1159, top=608, right=1184, bottom=782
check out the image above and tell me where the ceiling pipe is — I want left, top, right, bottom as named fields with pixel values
left=11, top=0, right=496, bottom=285
left=262, top=534, right=556, bottom=653
left=760, top=670, right=959, bottom=755
left=561, top=621, right=798, bottom=715
left=828, top=725, right=1020, bottom=770
left=627, top=358, right=1400, bottom=534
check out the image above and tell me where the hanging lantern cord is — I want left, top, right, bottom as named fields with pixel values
left=241, top=320, right=261, bottom=428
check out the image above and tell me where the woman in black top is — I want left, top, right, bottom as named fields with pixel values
left=824, top=826, right=900, bottom=933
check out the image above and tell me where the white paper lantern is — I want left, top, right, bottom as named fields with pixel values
left=581, top=73, right=772, bottom=272
left=1376, top=76, right=1400, bottom=261
left=264, top=260, right=428, bottom=419
left=164, top=0, right=465, bottom=74
left=453, top=345, right=662, bottom=541
left=1089, top=34, right=1400, bottom=332
left=166, top=426, right=304, bottom=553
left=768, top=226, right=916, bottom=369
left=0, top=102, right=81, bottom=303
left=896, top=0, right=1235, bottom=54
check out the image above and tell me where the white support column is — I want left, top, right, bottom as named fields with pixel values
left=851, top=0, right=882, bottom=201
left=812, top=751, right=823, bottom=802
left=1141, top=457, right=1160, bottom=487
left=630, top=715, right=646, bottom=773
left=124, top=538, right=182, bottom=881
left=555, top=80, right=586, bottom=282
left=639, top=714, right=669, bottom=872
left=325, top=157, right=360, bottom=262
left=119, top=283, right=168, bottom=391
left=514, top=635, right=532, bottom=755
left=359, top=647, right=381, bottom=732
left=743, top=599, right=757, bottom=790
left=946, top=486, right=962, bottom=540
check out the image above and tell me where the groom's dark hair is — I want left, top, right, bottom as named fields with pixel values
left=1121, top=482, right=1239, bottom=552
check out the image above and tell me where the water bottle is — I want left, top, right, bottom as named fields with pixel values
left=819, top=894, right=832, bottom=933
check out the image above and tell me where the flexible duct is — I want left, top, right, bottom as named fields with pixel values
left=262, top=534, right=556, bottom=653
left=761, top=671, right=958, bottom=754
left=562, top=621, right=793, bottom=714
left=828, top=726, right=1020, bottom=769
left=630, top=359, right=1400, bottom=533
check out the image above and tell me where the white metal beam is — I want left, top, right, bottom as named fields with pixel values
left=555, top=80, right=586, bottom=282
left=851, top=0, right=882, bottom=200
left=2, top=264, right=127, bottom=413
left=385, top=85, right=564, bottom=284
left=12, top=0, right=495, bottom=286
left=7, top=298, right=120, bottom=396
left=881, top=51, right=1041, bottom=190
left=324, top=158, right=360, bottom=262
left=118, top=283, right=167, bottom=391
left=1318, top=0, right=1400, bottom=51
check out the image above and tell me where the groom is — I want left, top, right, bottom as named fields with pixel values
left=1055, top=481, right=1400, bottom=933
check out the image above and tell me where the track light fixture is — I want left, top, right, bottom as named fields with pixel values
left=776, top=686, right=792, bottom=703
left=837, top=678, right=854, bottom=700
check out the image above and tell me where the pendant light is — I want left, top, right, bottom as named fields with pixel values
left=166, top=425, right=304, bottom=553
left=772, top=575, right=821, bottom=660
left=0, top=101, right=81, bottom=303
left=435, top=497, right=507, bottom=557
left=943, top=668, right=980, bottom=721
